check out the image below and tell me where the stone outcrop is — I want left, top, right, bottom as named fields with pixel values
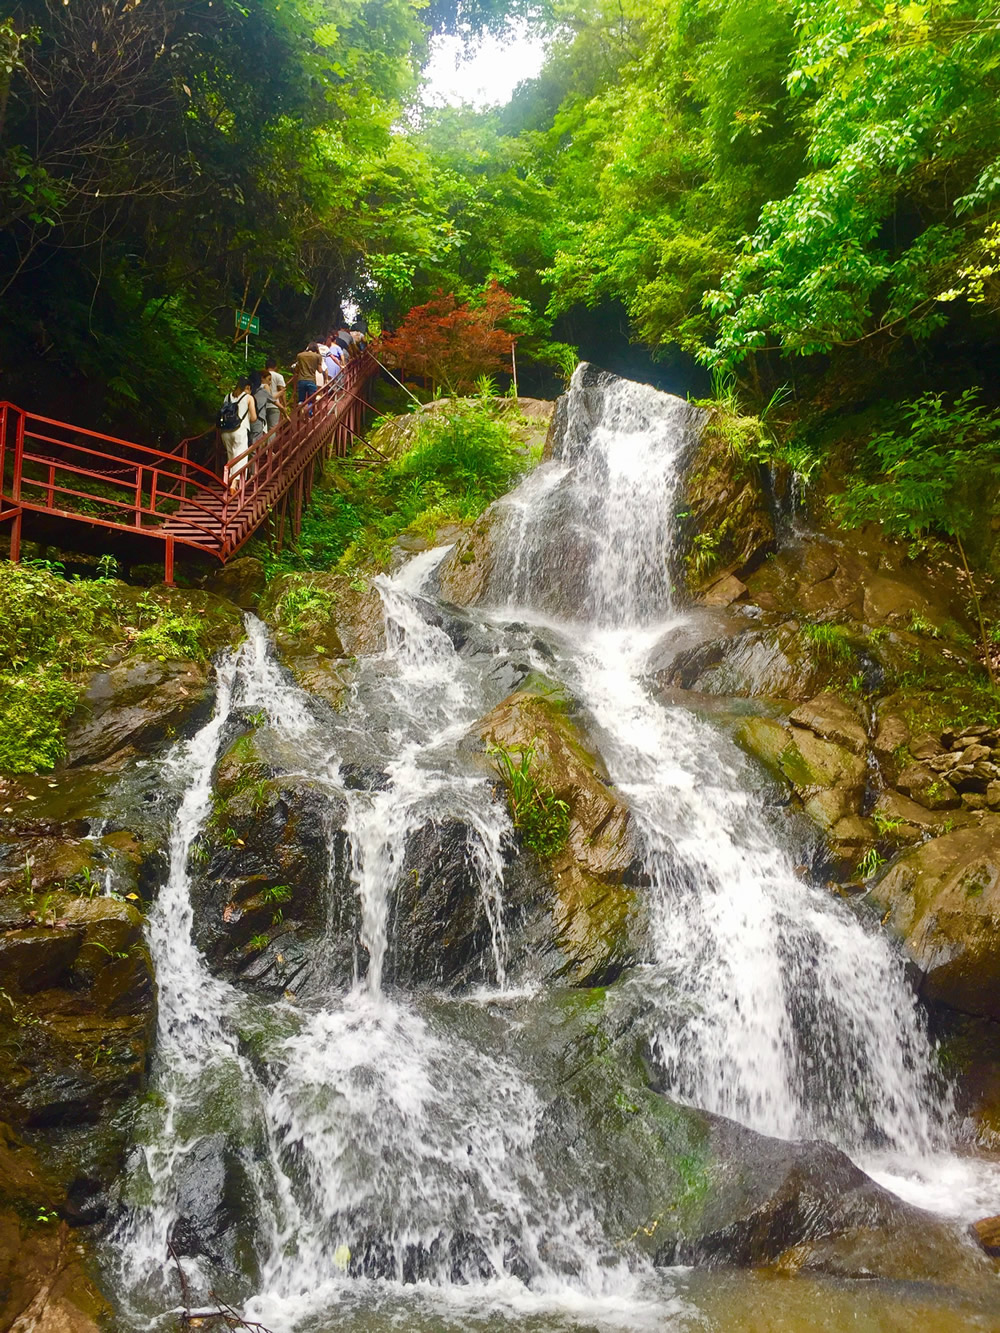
left=734, top=693, right=868, bottom=839
left=191, top=731, right=353, bottom=993
left=868, top=818, right=1000, bottom=1019
left=677, top=409, right=776, bottom=595
left=260, top=571, right=385, bottom=707
left=475, top=687, right=644, bottom=984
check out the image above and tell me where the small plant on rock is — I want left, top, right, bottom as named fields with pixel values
left=489, top=738, right=571, bottom=859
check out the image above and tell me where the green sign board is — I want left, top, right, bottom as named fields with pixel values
left=236, top=310, right=260, bottom=335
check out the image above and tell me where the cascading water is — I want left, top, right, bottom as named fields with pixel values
left=484, top=365, right=949, bottom=1153
left=107, top=363, right=999, bottom=1333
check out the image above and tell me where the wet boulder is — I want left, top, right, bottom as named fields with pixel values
left=734, top=694, right=868, bottom=833
left=475, top=688, right=644, bottom=985
left=190, top=766, right=354, bottom=993
left=0, top=892, right=154, bottom=1130
left=63, top=659, right=216, bottom=768
left=384, top=817, right=509, bottom=988
left=260, top=572, right=385, bottom=707
left=867, top=817, right=1000, bottom=1019
left=538, top=992, right=989, bottom=1286
left=204, top=555, right=267, bottom=610
left=437, top=503, right=505, bottom=608
left=658, top=621, right=859, bottom=704
left=166, top=1131, right=265, bottom=1294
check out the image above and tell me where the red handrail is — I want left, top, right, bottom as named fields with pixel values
left=0, top=352, right=378, bottom=578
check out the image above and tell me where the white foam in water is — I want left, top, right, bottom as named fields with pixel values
left=112, top=364, right=997, bottom=1333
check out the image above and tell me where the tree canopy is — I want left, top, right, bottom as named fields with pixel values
left=2, top=0, right=999, bottom=436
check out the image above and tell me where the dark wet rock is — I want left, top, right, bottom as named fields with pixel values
left=384, top=817, right=509, bottom=988
left=190, top=774, right=354, bottom=991
left=667, top=1115, right=976, bottom=1275
left=205, top=556, right=267, bottom=610
left=538, top=993, right=990, bottom=1285
left=167, top=1132, right=264, bottom=1288
left=867, top=818, right=1000, bottom=1019
left=63, top=659, right=215, bottom=767
left=0, top=892, right=154, bottom=1130
left=659, top=623, right=848, bottom=703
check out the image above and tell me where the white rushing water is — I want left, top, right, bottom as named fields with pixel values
left=487, top=366, right=951, bottom=1152
left=111, top=363, right=997, bottom=1332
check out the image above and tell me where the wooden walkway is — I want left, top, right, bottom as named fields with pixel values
left=0, top=354, right=376, bottom=581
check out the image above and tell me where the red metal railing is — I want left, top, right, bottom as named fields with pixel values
left=0, top=352, right=376, bottom=580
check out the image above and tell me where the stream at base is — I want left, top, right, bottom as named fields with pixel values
left=101, top=367, right=1000, bottom=1331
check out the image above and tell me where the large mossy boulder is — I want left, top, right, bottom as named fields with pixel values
left=538, top=990, right=988, bottom=1285
left=868, top=818, right=1000, bottom=1019
left=475, top=687, right=644, bottom=985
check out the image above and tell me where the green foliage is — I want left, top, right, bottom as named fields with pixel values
left=275, top=578, right=339, bottom=634
left=489, top=738, right=571, bottom=859
left=856, top=847, right=886, bottom=880
left=0, top=563, right=225, bottom=773
left=258, top=394, right=533, bottom=578
left=830, top=390, right=1000, bottom=541
left=800, top=622, right=854, bottom=663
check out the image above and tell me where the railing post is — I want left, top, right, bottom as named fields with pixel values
left=134, top=466, right=143, bottom=527
left=46, top=463, right=55, bottom=508
left=164, top=536, right=175, bottom=586
left=12, top=407, right=25, bottom=502
left=9, top=509, right=21, bottom=563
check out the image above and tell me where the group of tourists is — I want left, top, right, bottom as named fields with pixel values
left=293, top=324, right=367, bottom=404
left=217, top=323, right=367, bottom=490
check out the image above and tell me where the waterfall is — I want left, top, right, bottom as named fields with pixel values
left=487, top=365, right=949, bottom=1152
left=108, top=365, right=996, bottom=1333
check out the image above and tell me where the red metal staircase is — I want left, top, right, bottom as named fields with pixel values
left=0, top=354, right=376, bottom=581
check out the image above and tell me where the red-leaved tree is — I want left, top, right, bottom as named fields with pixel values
left=379, top=281, right=524, bottom=393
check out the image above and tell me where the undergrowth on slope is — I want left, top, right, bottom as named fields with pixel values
left=253, top=393, right=534, bottom=578
left=0, top=563, right=232, bottom=773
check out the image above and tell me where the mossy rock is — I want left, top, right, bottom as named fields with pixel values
left=868, top=817, right=1000, bottom=1019
left=678, top=410, right=776, bottom=594
left=476, top=688, right=643, bottom=984
left=437, top=503, right=504, bottom=608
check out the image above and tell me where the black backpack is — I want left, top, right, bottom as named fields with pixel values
left=217, top=396, right=243, bottom=432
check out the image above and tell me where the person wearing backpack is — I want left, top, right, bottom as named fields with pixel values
left=218, top=377, right=256, bottom=491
